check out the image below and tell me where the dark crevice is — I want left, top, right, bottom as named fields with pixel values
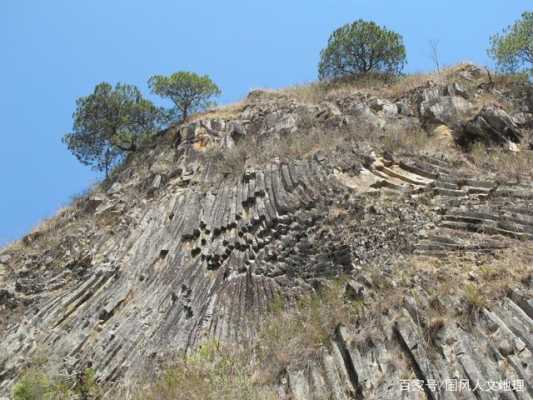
left=334, top=325, right=363, bottom=399
left=394, top=323, right=437, bottom=400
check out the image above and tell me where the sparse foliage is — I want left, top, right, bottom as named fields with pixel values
left=429, top=39, right=441, bottom=73
left=148, top=71, right=221, bottom=123
left=12, top=368, right=101, bottom=400
left=63, top=83, right=161, bottom=177
left=489, top=11, right=533, bottom=76
left=131, top=341, right=276, bottom=400
left=319, top=20, right=407, bottom=80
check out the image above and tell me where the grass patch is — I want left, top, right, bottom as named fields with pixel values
left=12, top=367, right=101, bottom=400
left=127, top=340, right=276, bottom=400
left=125, top=281, right=364, bottom=398
left=469, top=142, right=533, bottom=181
left=204, top=122, right=434, bottom=177
left=203, top=127, right=350, bottom=176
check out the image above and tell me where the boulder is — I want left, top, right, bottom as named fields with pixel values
left=368, top=98, right=398, bottom=116
left=456, top=64, right=484, bottom=81
left=457, top=106, right=523, bottom=149
left=420, top=96, right=474, bottom=126
left=0, top=289, right=17, bottom=309
left=107, top=182, right=123, bottom=195
left=85, top=194, right=106, bottom=213
left=512, top=112, right=533, bottom=128
left=151, top=174, right=162, bottom=190
left=149, top=150, right=176, bottom=175
left=0, top=255, right=11, bottom=264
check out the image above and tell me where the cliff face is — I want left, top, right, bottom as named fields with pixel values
left=1, top=65, right=533, bottom=398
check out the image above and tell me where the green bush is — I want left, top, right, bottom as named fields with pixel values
left=136, top=340, right=276, bottom=400
left=319, top=19, right=407, bottom=80
left=12, top=369, right=51, bottom=400
left=12, top=368, right=101, bottom=400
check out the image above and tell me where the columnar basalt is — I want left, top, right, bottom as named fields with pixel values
left=1, top=65, right=532, bottom=398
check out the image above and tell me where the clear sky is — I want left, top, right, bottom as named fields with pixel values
left=1, top=1, right=530, bottom=245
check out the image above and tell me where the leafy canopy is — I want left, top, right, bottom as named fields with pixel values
left=489, top=11, right=533, bottom=76
left=63, top=82, right=161, bottom=177
left=148, top=71, right=221, bottom=123
left=319, top=19, right=406, bottom=80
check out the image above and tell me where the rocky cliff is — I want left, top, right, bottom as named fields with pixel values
left=0, top=65, right=532, bottom=399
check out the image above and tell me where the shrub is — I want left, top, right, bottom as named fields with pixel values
left=489, top=11, right=533, bottom=76
left=319, top=19, right=407, bottom=80
left=148, top=71, right=221, bottom=123
left=464, top=283, right=487, bottom=320
left=135, top=340, right=276, bottom=400
left=12, top=369, right=51, bottom=400
left=12, top=368, right=101, bottom=400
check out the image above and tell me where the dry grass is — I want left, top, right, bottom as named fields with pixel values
left=277, top=82, right=328, bottom=104
left=469, top=142, right=533, bottom=181
left=112, top=281, right=361, bottom=400
left=382, top=124, right=433, bottom=154
left=205, top=121, right=438, bottom=178
left=415, top=245, right=532, bottom=310
left=123, top=341, right=276, bottom=400
left=255, top=280, right=364, bottom=379
left=188, top=101, right=248, bottom=124
left=203, top=127, right=349, bottom=176
left=272, top=63, right=488, bottom=105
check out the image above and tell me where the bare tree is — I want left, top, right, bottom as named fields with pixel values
left=429, top=39, right=441, bottom=73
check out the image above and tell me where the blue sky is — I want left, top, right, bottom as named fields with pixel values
left=0, top=0, right=530, bottom=245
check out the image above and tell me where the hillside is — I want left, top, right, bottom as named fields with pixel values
left=1, top=64, right=532, bottom=399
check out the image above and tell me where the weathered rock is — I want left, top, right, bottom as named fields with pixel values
left=458, top=106, right=523, bottom=149
left=369, top=97, right=398, bottom=116
left=0, top=289, right=16, bottom=309
left=1, top=64, right=532, bottom=399
left=420, top=95, right=474, bottom=126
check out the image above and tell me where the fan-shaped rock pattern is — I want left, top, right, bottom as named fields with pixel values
left=1, top=64, right=532, bottom=398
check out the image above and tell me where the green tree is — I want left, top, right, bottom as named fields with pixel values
left=489, top=11, right=533, bottom=76
left=63, top=82, right=161, bottom=178
left=148, top=71, right=221, bottom=123
left=318, top=20, right=407, bottom=80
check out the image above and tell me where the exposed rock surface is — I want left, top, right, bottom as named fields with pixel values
left=459, top=106, right=524, bottom=150
left=0, top=64, right=532, bottom=398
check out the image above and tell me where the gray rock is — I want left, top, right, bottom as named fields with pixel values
left=369, top=98, right=398, bottom=116
left=420, top=95, right=474, bottom=126
left=0, top=64, right=532, bottom=399
left=458, top=106, right=523, bottom=148
left=151, top=174, right=162, bottom=190
left=107, top=182, right=123, bottom=194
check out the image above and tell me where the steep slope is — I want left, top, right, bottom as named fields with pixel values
left=0, top=65, right=532, bottom=399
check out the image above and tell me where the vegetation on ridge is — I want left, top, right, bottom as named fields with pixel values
left=318, top=19, right=407, bottom=80
left=489, top=11, right=533, bottom=76
left=60, top=13, right=531, bottom=177
left=148, top=71, right=221, bottom=123
left=62, top=82, right=162, bottom=177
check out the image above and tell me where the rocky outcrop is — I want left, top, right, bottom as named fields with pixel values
left=458, top=106, right=524, bottom=150
left=282, top=292, right=533, bottom=400
left=419, top=83, right=474, bottom=127
left=0, top=64, right=532, bottom=398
